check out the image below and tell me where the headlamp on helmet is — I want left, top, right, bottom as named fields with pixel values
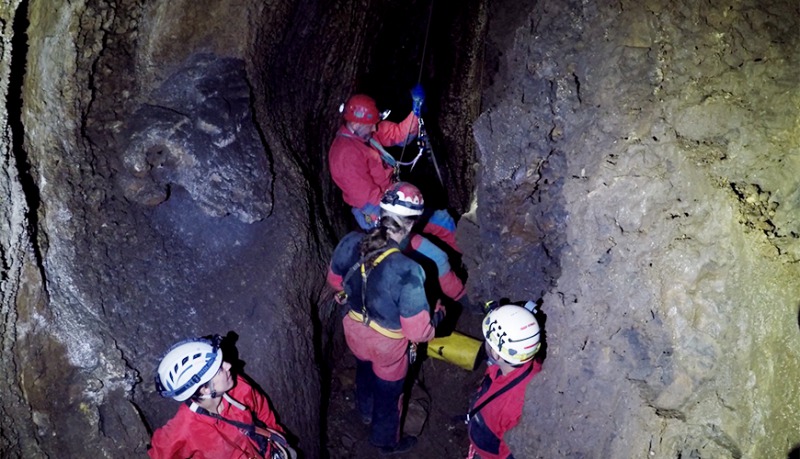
left=380, top=182, right=424, bottom=217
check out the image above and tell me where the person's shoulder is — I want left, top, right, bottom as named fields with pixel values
left=153, top=403, right=198, bottom=435
left=387, top=248, right=424, bottom=273
left=230, top=375, right=261, bottom=399
left=329, top=128, right=357, bottom=155
left=331, top=125, right=351, bottom=142
left=511, top=360, right=539, bottom=387
left=233, top=375, right=255, bottom=391
left=336, top=231, right=364, bottom=252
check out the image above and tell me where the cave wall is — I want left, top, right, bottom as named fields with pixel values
left=6, top=0, right=798, bottom=457
left=1, top=0, right=488, bottom=457
left=4, top=0, right=327, bottom=457
left=465, top=0, right=800, bottom=457
left=0, top=2, right=46, bottom=457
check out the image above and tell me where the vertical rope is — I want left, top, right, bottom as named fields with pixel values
left=417, top=0, right=435, bottom=85
left=399, top=0, right=436, bottom=166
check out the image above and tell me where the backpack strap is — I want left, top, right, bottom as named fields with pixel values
left=359, top=247, right=400, bottom=321
left=465, top=362, right=533, bottom=424
left=188, top=396, right=290, bottom=457
left=341, top=247, right=389, bottom=289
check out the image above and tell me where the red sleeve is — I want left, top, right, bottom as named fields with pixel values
left=408, top=234, right=465, bottom=300
left=421, top=221, right=461, bottom=254
left=439, top=271, right=466, bottom=300
left=327, top=265, right=343, bottom=290
left=373, top=112, right=419, bottom=147
left=148, top=416, right=190, bottom=458
left=245, top=381, right=282, bottom=433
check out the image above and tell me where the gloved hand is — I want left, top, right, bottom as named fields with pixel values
left=354, top=202, right=381, bottom=230
left=432, top=300, right=446, bottom=326
left=411, top=83, right=425, bottom=116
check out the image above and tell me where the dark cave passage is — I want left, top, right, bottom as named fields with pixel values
left=275, top=3, right=491, bottom=457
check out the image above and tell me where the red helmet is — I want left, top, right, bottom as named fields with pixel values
left=380, top=182, right=425, bottom=217
left=341, top=94, right=380, bottom=124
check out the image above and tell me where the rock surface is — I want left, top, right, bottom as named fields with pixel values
left=1, top=0, right=800, bottom=458
left=465, top=0, right=800, bottom=457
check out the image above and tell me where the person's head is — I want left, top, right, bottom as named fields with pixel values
left=482, top=305, right=541, bottom=367
left=155, top=335, right=235, bottom=402
left=357, top=183, right=422, bottom=257
left=340, top=94, right=389, bottom=139
left=380, top=180, right=424, bottom=223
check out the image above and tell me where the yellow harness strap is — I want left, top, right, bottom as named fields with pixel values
left=359, top=248, right=400, bottom=276
left=347, top=310, right=405, bottom=339
left=352, top=247, right=404, bottom=339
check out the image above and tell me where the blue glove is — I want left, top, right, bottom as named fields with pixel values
left=411, top=84, right=425, bottom=116
left=352, top=203, right=381, bottom=230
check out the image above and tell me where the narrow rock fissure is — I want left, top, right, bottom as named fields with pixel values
left=8, top=0, right=41, bottom=273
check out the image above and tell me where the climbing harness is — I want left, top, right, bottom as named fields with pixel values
left=408, top=342, right=418, bottom=365
left=340, top=247, right=407, bottom=340
left=369, top=137, right=422, bottom=182
left=347, top=310, right=404, bottom=339
left=188, top=393, right=293, bottom=459
left=359, top=247, right=401, bottom=334
left=464, top=362, right=534, bottom=425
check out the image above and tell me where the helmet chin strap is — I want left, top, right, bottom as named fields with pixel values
left=199, top=382, right=220, bottom=400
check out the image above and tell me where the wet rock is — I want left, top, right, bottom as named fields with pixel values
left=120, top=54, right=272, bottom=223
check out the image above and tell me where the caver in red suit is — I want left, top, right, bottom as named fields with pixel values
left=328, top=93, right=419, bottom=230
left=149, top=336, right=293, bottom=459
left=468, top=305, right=543, bottom=459
left=149, top=376, right=285, bottom=459
left=468, top=359, right=542, bottom=459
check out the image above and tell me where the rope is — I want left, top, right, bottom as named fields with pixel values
left=399, top=0, right=436, bottom=166
left=417, top=0, right=435, bottom=86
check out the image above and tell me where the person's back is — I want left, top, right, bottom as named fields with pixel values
left=327, top=190, right=443, bottom=455
left=328, top=229, right=436, bottom=346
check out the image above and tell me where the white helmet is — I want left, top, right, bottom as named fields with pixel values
left=155, top=336, right=223, bottom=401
left=482, top=305, right=541, bottom=365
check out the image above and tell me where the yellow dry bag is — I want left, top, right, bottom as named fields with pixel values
left=426, top=331, right=483, bottom=371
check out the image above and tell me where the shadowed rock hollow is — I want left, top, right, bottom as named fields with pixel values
left=1, top=1, right=799, bottom=458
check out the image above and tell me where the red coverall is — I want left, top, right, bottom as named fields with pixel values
left=148, top=377, right=283, bottom=459
left=328, top=112, right=419, bottom=210
left=467, top=359, right=542, bottom=459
